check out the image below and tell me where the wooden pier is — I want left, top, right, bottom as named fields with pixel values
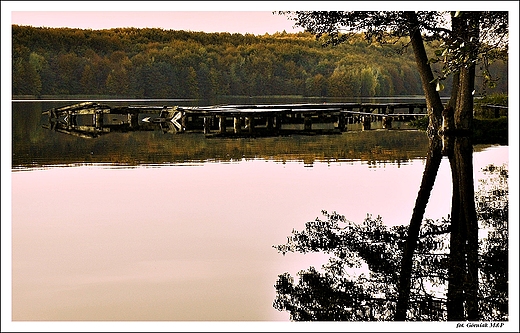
left=42, top=102, right=428, bottom=138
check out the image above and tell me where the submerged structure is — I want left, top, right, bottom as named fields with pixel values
left=42, top=102, right=428, bottom=138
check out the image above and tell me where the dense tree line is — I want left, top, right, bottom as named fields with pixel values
left=12, top=25, right=507, bottom=99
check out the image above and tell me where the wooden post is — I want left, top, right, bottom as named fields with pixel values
left=362, top=116, right=371, bottom=130
left=182, top=114, right=187, bottom=130
left=234, top=116, right=242, bottom=134
left=94, top=111, right=103, bottom=128
left=218, top=115, right=226, bottom=133
left=245, top=116, right=254, bottom=133
left=275, top=115, right=281, bottom=131
left=338, top=113, right=346, bottom=131
left=267, top=116, right=274, bottom=130
left=382, top=116, right=392, bottom=129
left=128, top=113, right=138, bottom=128
left=304, top=115, right=312, bottom=131
left=204, top=116, right=211, bottom=134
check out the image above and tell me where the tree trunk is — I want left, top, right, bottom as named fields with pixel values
left=446, top=12, right=463, bottom=112
left=446, top=135, right=479, bottom=320
left=446, top=135, right=466, bottom=320
left=453, top=11, right=478, bottom=133
left=454, top=66, right=475, bottom=132
left=395, top=136, right=443, bottom=320
left=447, top=11, right=480, bottom=321
left=458, top=136, right=479, bottom=321
left=394, top=12, right=445, bottom=321
left=403, top=11, right=444, bottom=137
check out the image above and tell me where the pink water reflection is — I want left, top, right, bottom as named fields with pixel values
left=11, top=145, right=508, bottom=322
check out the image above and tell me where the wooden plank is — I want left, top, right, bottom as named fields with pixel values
left=68, top=108, right=111, bottom=115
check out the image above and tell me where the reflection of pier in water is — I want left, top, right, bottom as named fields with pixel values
left=42, top=101, right=428, bottom=138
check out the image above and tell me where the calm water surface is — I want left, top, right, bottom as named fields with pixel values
left=8, top=100, right=509, bottom=324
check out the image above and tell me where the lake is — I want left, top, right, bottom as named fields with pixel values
left=7, top=98, right=509, bottom=327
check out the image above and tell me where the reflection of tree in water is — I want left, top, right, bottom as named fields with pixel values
left=273, top=164, right=508, bottom=321
left=476, top=164, right=509, bottom=320
left=272, top=10, right=508, bottom=322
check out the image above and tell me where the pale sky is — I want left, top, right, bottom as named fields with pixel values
left=10, top=10, right=305, bottom=35
left=6, top=2, right=313, bottom=35
left=6, top=1, right=517, bottom=35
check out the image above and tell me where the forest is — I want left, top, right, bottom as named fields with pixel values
left=12, top=25, right=508, bottom=99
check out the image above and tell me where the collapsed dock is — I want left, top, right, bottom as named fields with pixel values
left=42, top=102, right=428, bottom=138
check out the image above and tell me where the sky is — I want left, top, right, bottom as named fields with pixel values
left=5, top=1, right=518, bottom=34
left=9, top=10, right=305, bottom=35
